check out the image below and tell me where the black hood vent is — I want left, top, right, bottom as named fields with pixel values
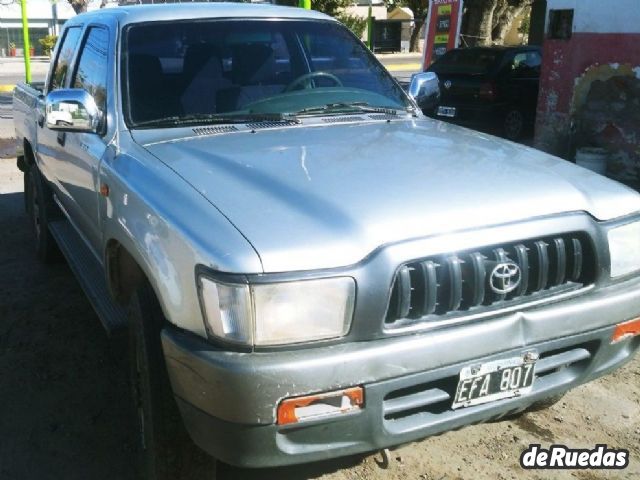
left=193, top=125, right=238, bottom=136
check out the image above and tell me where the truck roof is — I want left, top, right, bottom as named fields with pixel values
left=66, top=2, right=334, bottom=27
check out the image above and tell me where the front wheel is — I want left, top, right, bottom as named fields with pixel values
left=128, top=281, right=217, bottom=480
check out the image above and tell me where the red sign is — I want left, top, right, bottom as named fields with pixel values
left=422, top=0, right=464, bottom=69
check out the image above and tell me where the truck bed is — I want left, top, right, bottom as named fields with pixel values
left=13, top=81, right=45, bottom=159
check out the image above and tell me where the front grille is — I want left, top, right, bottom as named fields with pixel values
left=381, top=341, right=598, bottom=430
left=385, top=233, right=595, bottom=327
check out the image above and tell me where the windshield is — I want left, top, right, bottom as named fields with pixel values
left=124, top=19, right=411, bottom=127
left=427, top=48, right=502, bottom=76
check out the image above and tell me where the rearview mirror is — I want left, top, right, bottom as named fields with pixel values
left=408, top=72, right=441, bottom=113
left=45, top=89, right=102, bottom=133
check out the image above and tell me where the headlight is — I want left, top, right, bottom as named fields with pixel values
left=198, top=276, right=355, bottom=346
left=608, top=221, right=640, bottom=278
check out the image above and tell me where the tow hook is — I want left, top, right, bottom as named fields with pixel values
left=374, top=448, right=392, bottom=469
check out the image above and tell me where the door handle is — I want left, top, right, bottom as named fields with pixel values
left=57, top=132, right=66, bottom=147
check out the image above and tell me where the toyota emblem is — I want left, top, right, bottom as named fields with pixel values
left=444, top=80, right=452, bottom=89
left=490, top=262, right=521, bottom=294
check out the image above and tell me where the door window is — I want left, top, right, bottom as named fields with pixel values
left=49, top=26, right=82, bottom=91
left=73, top=27, right=109, bottom=115
left=512, top=51, right=541, bottom=78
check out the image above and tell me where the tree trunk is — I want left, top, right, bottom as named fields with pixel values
left=69, top=0, right=89, bottom=14
left=492, top=2, right=531, bottom=44
left=461, top=0, right=499, bottom=47
left=409, top=18, right=425, bottom=53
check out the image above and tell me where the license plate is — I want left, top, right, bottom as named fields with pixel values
left=437, top=106, right=456, bottom=118
left=451, top=353, right=537, bottom=409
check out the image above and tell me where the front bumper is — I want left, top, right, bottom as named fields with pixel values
left=161, top=276, right=640, bottom=468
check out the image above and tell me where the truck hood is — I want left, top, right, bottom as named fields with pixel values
left=137, top=119, right=640, bottom=272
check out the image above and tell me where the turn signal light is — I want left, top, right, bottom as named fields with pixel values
left=277, top=387, right=364, bottom=425
left=611, top=317, right=640, bottom=344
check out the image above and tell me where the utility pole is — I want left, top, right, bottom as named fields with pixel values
left=20, top=0, right=32, bottom=83
left=367, top=0, right=373, bottom=49
left=52, top=1, right=59, bottom=35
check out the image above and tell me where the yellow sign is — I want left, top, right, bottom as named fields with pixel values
left=438, top=4, right=452, bottom=15
left=434, top=34, right=450, bottom=44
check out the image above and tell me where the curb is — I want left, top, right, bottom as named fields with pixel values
left=0, top=85, right=15, bottom=93
left=385, top=63, right=421, bottom=72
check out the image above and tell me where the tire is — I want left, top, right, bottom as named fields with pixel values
left=128, top=281, right=218, bottom=480
left=26, top=165, right=61, bottom=263
left=503, top=108, right=525, bottom=141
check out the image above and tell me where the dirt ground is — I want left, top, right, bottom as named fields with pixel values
left=0, top=153, right=639, bottom=480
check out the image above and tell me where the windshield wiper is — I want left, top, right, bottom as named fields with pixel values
left=132, top=112, right=299, bottom=128
left=292, top=102, right=415, bottom=116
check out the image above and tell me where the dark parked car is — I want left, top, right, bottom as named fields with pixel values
left=426, top=46, right=542, bottom=140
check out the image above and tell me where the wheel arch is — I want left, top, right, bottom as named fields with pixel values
left=105, top=238, right=148, bottom=305
left=18, top=138, right=36, bottom=173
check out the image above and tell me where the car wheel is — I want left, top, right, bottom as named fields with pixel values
left=26, top=166, right=60, bottom=262
left=503, top=109, right=525, bottom=141
left=129, top=280, right=218, bottom=480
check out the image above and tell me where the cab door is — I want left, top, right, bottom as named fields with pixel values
left=53, top=25, right=112, bottom=256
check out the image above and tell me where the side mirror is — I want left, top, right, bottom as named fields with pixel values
left=408, top=72, right=441, bottom=113
left=45, top=89, right=102, bottom=133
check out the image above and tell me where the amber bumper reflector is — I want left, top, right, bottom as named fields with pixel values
left=612, top=317, right=640, bottom=344
left=277, top=387, right=364, bottom=425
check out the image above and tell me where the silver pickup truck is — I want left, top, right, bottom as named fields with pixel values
left=13, top=3, right=640, bottom=479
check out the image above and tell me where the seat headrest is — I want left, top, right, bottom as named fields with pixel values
left=129, top=54, right=163, bottom=91
left=231, top=43, right=276, bottom=85
left=184, top=44, right=223, bottom=80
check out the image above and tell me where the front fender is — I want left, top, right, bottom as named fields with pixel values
left=99, top=146, right=262, bottom=337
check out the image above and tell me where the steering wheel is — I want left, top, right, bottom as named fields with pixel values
left=284, top=72, right=343, bottom=92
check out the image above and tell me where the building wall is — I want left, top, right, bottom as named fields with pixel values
left=0, top=0, right=118, bottom=56
left=534, top=0, right=640, bottom=182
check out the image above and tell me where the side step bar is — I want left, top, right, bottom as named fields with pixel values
left=49, top=219, right=127, bottom=335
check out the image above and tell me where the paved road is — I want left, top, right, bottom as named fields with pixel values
left=0, top=58, right=48, bottom=87
left=0, top=93, right=14, bottom=140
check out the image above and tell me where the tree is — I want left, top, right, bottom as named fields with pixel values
left=310, top=0, right=367, bottom=39
left=68, top=0, right=89, bottom=14
left=385, top=0, right=428, bottom=53
left=64, top=0, right=108, bottom=15
left=460, top=0, right=532, bottom=47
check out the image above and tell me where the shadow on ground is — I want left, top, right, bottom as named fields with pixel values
left=0, top=190, right=366, bottom=479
